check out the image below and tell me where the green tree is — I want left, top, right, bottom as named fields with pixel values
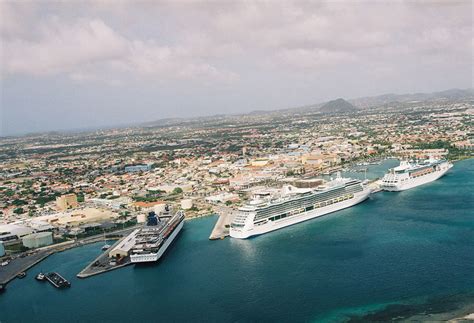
left=13, top=207, right=25, bottom=214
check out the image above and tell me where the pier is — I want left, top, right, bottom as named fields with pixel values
left=209, top=205, right=236, bottom=240
left=76, top=238, right=132, bottom=279
left=0, top=250, right=53, bottom=287
left=0, top=226, right=140, bottom=289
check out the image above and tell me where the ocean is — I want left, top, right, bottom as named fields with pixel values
left=1, top=159, right=473, bottom=322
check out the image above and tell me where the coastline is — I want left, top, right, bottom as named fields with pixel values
left=344, top=293, right=474, bottom=322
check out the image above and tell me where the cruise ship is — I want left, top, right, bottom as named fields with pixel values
left=381, top=158, right=453, bottom=191
left=230, top=174, right=371, bottom=239
left=130, top=208, right=185, bottom=263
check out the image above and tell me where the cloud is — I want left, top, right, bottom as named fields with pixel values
left=4, top=18, right=128, bottom=76
left=0, top=1, right=472, bottom=84
left=1, top=9, right=238, bottom=84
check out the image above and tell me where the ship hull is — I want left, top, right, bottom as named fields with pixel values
left=382, top=165, right=452, bottom=192
left=230, top=189, right=370, bottom=239
left=130, top=219, right=184, bottom=263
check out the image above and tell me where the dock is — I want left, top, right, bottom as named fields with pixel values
left=76, top=238, right=132, bottom=279
left=209, top=205, right=236, bottom=240
left=0, top=226, right=140, bottom=288
left=0, top=250, right=53, bottom=286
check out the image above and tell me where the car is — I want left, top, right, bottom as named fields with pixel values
left=1, top=261, right=10, bottom=266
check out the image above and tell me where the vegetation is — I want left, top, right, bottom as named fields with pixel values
left=172, top=187, right=183, bottom=194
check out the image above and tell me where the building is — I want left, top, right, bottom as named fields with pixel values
left=36, top=208, right=120, bottom=227
left=124, top=164, right=152, bottom=173
left=180, top=199, right=193, bottom=210
left=250, top=158, right=270, bottom=167
left=22, top=232, right=53, bottom=249
left=109, top=229, right=139, bottom=258
left=56, top=193, right=79, bottom=211
left=0, top=224, right=34, bottom=244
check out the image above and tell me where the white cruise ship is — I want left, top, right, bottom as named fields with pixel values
left=381, top=158, right=453, bottom=191
left=130, top=208, right=185, bottom=263
left=230, top=174, right=371, bottom=239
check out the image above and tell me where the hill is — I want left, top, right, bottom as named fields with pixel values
left=350, top=88, right=474, bottom=108
left=319, top=98, right=357, bottom=113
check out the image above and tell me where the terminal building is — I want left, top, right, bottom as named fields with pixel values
left=108, top=229, right=139, bottom=258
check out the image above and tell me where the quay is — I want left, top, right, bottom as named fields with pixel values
left=0, top=250, right=53, bottom=287
left=0, top=226, right=139, bottom=289
left=76, top=238, right=132, bottom=279
left=209, top=205, right=236, bottom=240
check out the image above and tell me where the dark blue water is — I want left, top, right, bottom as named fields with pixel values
left=1, top=159, right=473, bottom=322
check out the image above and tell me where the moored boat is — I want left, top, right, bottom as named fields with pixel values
left=16, top=272, right=26, bottom=279
left=381, top=157, right=452, bottom=191
left=230, top=174, right=371, bottom=239
left=45, top=272, right=71, bottom=288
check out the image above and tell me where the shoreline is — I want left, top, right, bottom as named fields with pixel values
left=345, top=293, right=474, bottom=322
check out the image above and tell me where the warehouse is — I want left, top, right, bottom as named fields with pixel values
left=22, top=232, right=54, bottom=249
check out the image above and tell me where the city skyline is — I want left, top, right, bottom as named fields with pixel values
left=1, top=1, right=472, bottom=136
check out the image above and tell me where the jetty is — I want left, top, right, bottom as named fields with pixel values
left=0, top=226, right=139, bottom=289
left=0, top=250, right=53, bottom=287
left=76, top=238, right=132, bottom=279
left=209, top=205, right=236, bottom=240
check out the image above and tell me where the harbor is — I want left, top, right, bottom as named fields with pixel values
left=0, top=159, right=472, bottom=322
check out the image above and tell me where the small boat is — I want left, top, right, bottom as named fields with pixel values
left=16, top=272, right=26, bottom=279
left=36, top=272, right=46, bottom=281
left=101, top=231, right=111, bottom=251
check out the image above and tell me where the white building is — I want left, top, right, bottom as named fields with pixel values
left=180, top=199, right=193, bottom=210
left=22, top=232, right=53, bottom=249
left=108, top=229, right=139, bottom=258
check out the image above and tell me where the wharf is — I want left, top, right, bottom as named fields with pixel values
left=209, top=206, right=236, bottom=240
left=0, top=250, right=53, bottom=286
left=0, top=226, right=140, bottom=288
left=77, top=237, right=132, bottom=279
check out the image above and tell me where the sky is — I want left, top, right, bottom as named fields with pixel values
left=0, top=1, right=472, bottom=136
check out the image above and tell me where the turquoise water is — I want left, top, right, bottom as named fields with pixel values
left=1, top=159, right=473, bottom=322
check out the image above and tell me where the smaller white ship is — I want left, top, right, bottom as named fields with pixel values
left=381, top=157, right=453, bottom=191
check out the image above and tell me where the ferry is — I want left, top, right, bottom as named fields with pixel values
left=230, top=174, right=371, bottom=239
left=381, top=157, right=453, bottom=191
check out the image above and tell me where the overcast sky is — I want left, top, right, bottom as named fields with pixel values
left=1, top=1, right=472, bottom=136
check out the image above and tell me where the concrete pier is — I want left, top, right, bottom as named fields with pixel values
left=0, top=226, right=140, bottom=288
left=209, top=205, right=236, bottom=240
left=0, top=250, right=52, bottom=286
left=77, top=238, right=132, bottom=279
